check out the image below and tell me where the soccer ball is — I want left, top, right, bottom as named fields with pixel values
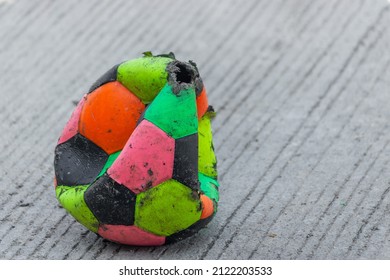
left=54, top=52, right=219, bottom=245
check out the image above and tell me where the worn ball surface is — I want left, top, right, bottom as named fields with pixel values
left=54, top=52, right=219, bottom=246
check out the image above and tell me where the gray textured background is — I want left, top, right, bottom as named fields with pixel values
left=1, top=0, right=390, bottom=260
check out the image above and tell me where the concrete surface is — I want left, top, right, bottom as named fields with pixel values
left=1, top=0, right=390, bottom=260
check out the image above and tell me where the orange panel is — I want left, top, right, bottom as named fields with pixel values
left=80, top=81, right=145, bottom=154
left=200, top=194, right=214, bottom=219
left=196, top=87, right=208, bottom=119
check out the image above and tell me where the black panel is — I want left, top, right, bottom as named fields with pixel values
left=165, top=215, right=214, bottom=244
left=84, top=174, right=136, bottom=225
left=172, top=134, right=199, bottom=190
left=54, top=134, right=108, bottom=186
left=88, top=64, right=119, bottom=93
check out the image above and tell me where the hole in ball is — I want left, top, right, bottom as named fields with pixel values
left=172, top=62, right=194, bottom=84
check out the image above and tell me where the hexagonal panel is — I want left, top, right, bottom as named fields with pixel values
left=198, top=172, right=219, bottom=203
left=135, top=179, right=202, bottom=236
left=108, top=120, right=175, bottom=194
left=173, top=133, right=198, bottom=190
left=144, top=83, right=198, bottom=139
left=89, top=64, right=119, bottom=93
left=84, top=174, right=136, bottom=225
left=98, top=224, right=165, bottom=246
left=200, top=194, right=214, bottom=219
left=117, top=56, right=173, bottom=104
left=57, top=95, right=86, bottom=145
left=56, top=185, right=99, bottom=233
left=54, top=133, right=108, bottom=186
left=79, top=81, right=145, bottom=154
left=198, top=113, right=218, bottom=178
left=196, top=87, right=208, bottom=119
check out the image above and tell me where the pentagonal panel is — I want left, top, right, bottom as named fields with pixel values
left=84, top=174, right=136, bottom=225
left=57, top=95, right=86, bottom=145
left=98, top=224, right=165, bottom=246
left=144, top=83, right=198, bottom=139
left=80, top=81, right=145, bottom=154
left=135, top=179, right=201, bottom=236
left=172, top=133, right=198, bottom=190
left=108, top=120, right=175, bottom=194
left=54, top=133, right=108, bottom=186
left=89, top=64, right=119, bottom=93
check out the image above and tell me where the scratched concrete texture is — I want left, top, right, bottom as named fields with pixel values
left=1, top=0, right=390, bottom=260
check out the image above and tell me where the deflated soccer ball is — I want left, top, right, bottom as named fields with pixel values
left=54, top=52, right=219, bottom=245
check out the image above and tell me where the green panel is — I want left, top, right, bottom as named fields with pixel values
left=56, top=185, right=99, bottom=233
left=135, top=179, right=201, bottom=236
left=117, top=56, right=173, bottom=104
left=97, top=150, right=121, bottom=178
left=198, top=113, right=218, bottom=178
left=198, top=172, right=219, bottom=203
left=144, top=83, right=198, bottom=139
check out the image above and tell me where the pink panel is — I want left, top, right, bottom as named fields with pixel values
left=108, top=120, right=175, bottom=194
left=57, top=95, right=86, bottom=145
left=98, top=224, right=165, bottom=246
